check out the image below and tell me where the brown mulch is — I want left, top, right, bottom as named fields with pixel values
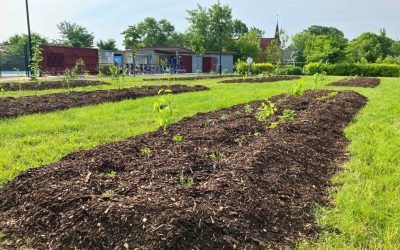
left=0, top=85, right=208, bottom=119
left=0, top=90, right=367, bottom=249
left=0, top=80, right=110, bottom=92
left=143, top=75, right=241, bottom=81
left=329, top=77, right=380, bottom=88
left=218, top=75, right=301, bottom=83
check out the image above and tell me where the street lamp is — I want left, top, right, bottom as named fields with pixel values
left=219, top=26, right=222, bottom=75
left=25, top=0, right=33, bottom=77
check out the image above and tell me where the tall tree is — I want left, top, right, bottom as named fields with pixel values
left=304, top=35, right=347, bottom=63
left=346, top=30, right=395, bottom=63
left=57, top=21, right=94, bottom=48
left=249, top=27, right=265, bottom=38
left=234, top=30, right=261, bottom=61
left=97, top=39, right=117, bottom=50
left=135, top=17, right=178, bottom=47
left=186, top=3, right=234, bottom=54
left=233, top=19, right=248, bottom=38
left=291, top=25, right=347, bottom=64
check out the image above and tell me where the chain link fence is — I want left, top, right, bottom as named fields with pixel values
left=0, top=44, right=30, bottom=75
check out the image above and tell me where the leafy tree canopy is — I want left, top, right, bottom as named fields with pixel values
left=186, top=2, right=234, bottom=54
left=57, top=21, right=94, bottom=48
left=304, top=34, right=347, bottom=63
left=346, top=29, right=395, bottom=63
left=233, top=19, right=249, bottom=38
left=234, top=30, right=261, bottom=61
left=136, top=17, right=180, bottom=47
left=97, top=39, right=118, bottom=50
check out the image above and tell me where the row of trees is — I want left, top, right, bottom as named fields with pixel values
left=291, top=26, right=400, bottom=64
left=2, top=2, right=400, bottom=66
left=2, top=3, right=267, bottom=62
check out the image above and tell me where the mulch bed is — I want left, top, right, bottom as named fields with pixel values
left=143, top=75, right=241, bottom=81
left=0, top=85, right=208, bottom=119
left=218, top=75, right=301, bottom=83
left=0, top=80, right=110, bottom=92
left=329, top=77, right=380, bottom=88
left=0, top=90, right=367, bottom=249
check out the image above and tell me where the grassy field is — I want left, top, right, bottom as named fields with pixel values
left=0, top=75, right=399, bottom=249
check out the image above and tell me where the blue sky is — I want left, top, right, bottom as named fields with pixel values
left=1, top=0, right=399, bottom=48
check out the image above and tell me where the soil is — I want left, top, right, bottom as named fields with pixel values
left=329, top=77, right=380, bottom=88
left=0, top=89, right=367, bottom=249
left=143, top=75, right=242, bottom=81
left=218, top=75, right=301, bottom=84
left=0, top=85, right=208, bottom=119
left=0, top=80, right=110, bottom=92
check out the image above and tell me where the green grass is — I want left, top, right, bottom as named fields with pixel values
left=298, top=77, right=400, bottom=249
left=1, top=75, right=400, bottom=249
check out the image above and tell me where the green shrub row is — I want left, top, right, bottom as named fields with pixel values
left=305, top=63, right=400, bottom=77
left=235, top=60, right=303, bottom=75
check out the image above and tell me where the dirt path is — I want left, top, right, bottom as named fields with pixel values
left=0, top=85, right=208, bottom=119
left=0, top=90, right=367, bottom=249
left=329, top=77, right=380, bottom=88
left=0, top=80, right=110, bottom=91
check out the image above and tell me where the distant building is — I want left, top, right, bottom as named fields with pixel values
left=100, top=46, right=234, bottom=74
left=259, top=22, right=281, bottom=62
left=40, top=45, right=98, bottom=75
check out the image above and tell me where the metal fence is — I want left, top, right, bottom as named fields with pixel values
left=0, top=44, right=30, bottom=75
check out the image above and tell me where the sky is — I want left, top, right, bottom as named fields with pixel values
left=1, top=0, right=399, bottom=48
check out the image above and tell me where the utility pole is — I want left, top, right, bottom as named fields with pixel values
left=219, top=26, right=222, bottom=75
left=25, top=0, right=33, bottom=77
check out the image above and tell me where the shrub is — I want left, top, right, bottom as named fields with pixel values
left=305, top=63, right=400, bottom=77
left=273, top=66, right=303, bottom=75
left=99, top=65, right=113, bottom=76
left=254, top=63, right=274, bottom=72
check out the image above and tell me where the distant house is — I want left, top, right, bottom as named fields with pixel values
left=259, top=22, right=281, bottom=62
left=100, top=45, right=234, bottom=74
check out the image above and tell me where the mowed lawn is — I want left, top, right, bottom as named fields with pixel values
left=0, top=75, right=399, bottom=249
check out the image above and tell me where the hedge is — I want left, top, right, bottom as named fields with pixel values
left=305, top=63, right=400, bottom=77
left=235, top=60, right=303, bottom=75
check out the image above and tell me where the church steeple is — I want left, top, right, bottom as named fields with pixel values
left=274, top=15, right=280, bottom=39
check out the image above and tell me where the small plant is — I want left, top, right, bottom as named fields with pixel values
left=203, top=119, right=214, bottom=128
left=179, top=173, right=194, bottom=188
left=244, top=104, right=253, bottom=114
left=30, top=41, right=43, bottom=82
left=209, top=151, right=226, bottom=162
left=256, top=101, right=277, bottom=122
left=140, top=147, right=152, bottom=155
left=106, top=170, right=117, bottom=177
left=173, top=134, right=184, bottom=142
left=153, top=89, right=175, bottom=130
left=220, top=114, right=229, bottom=121
left=278, top=109, right=296, bottom=122
left=102, top=189, right=116, bottom=198
left=63, top=58, right=86, bottom=91
left=110, top=64, right=125, bottom=89
left=235, top=110, right=242, bottom=115
left=234, top=137, right=245, bottom=147
left=268, top=122, right=278, bottom=129
left=253, top=131, right=262, bottom=137
left=292, top=80, right=304, bottom=96
left=318, top=91, right=338, bottom=100
left=312, top=72, right=326, bottom=89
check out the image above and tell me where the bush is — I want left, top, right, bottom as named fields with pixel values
left=273, top=66, right=303, bottom=76
left=305, top=63, right=400, bottom=77
left=98, top=65, right=113, bottom=76
left=234, top=60, right=257, bottom=74
left=254, top=63, right=274, bottom=72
